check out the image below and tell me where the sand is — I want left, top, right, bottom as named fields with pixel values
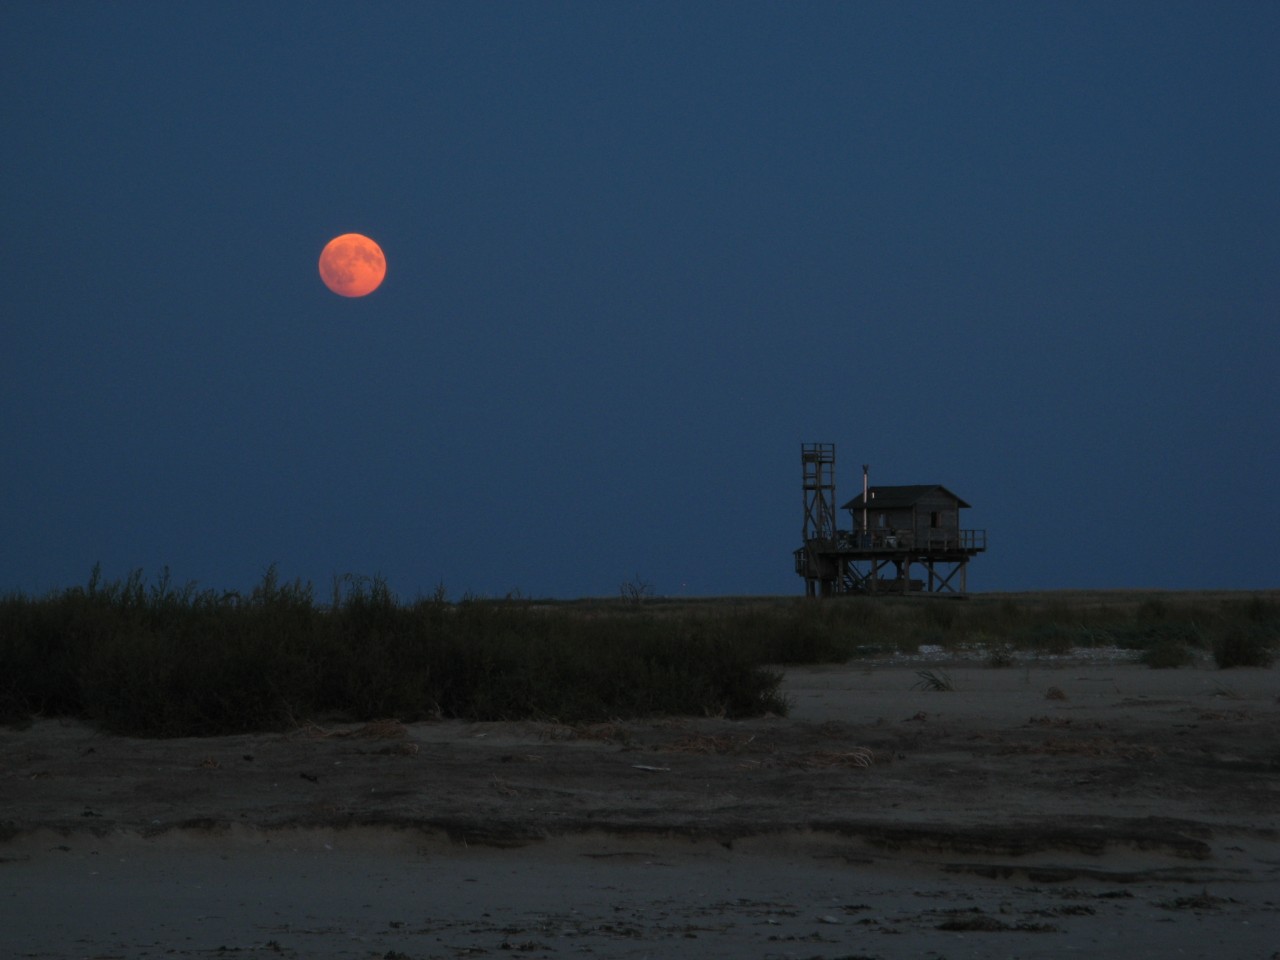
left=2, top=653, right=1277, bottom=958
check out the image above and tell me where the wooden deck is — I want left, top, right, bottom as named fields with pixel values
left=827, top=529, right=986, bottom=554
left=794, top=529, right=987, bottom=596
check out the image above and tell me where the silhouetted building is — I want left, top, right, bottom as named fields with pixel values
left=794, top=443, right=986, bottom=596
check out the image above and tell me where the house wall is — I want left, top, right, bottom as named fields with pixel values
left=864, top=508, right=913, bottom=534
left=845, top=490, right=968, bottom=546
left=913, top=491, right=962, bottom=542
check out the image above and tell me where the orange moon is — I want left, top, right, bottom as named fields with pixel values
left=318, top=233, right=386, bottom=297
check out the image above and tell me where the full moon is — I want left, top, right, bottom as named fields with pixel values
left=318, top=233, right=386, bottom=297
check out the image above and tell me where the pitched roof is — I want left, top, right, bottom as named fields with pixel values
left=841, top=484, right=971, bottom=511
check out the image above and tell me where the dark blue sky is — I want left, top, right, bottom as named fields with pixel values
left=4, top=2, right=1277, bottom=599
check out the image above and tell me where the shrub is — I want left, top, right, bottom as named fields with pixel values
left=1213, top=628, right=1276, bottom=669
left=981, top=634, right=1015, bottom=667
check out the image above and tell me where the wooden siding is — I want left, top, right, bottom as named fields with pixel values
left=853, top=489, right=965, bottom=544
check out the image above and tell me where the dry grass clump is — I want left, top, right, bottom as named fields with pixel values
left=290, top=718, right=410, bottom=740
left=792, top=748, right=875, bottom=769
left=913, top=669, right=955, bottom=692
left=534, top=721, right=632, bottom=744
left=659, top=733, right=755, bottom=754
left=571, top=722, right=631, bottom=744
left=346, top=719, right=411, bottom=739
left=986, top=643, right=1016, bottom=667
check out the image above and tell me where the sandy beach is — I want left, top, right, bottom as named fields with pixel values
left=3, top=653, right=1277, bottom=958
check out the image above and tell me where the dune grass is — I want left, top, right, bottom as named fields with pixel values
left=0, top=566, right=791, bottom=736
left=2, top=568, right=1275, bottom=737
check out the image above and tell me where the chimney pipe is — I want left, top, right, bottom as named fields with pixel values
left=862, top=464, right=869, bottom=538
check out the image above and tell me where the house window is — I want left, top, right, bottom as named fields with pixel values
left=931, top=511, right=941, bottom=528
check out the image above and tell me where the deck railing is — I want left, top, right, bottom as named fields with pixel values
left=820, top=529, right=986, bottom=552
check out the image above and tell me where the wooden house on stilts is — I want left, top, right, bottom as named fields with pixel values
left=794, top=443, right=986, bottom=596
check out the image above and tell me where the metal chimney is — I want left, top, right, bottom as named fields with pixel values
left=862, top=464, right=869, bottom=537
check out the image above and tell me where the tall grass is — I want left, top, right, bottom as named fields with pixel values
left=3, top=571, right=1275, bottom=737
left=0, top=566, right=791, bottom=736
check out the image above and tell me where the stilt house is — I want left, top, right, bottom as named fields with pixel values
left=794, top=443, right=986, bottom=596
